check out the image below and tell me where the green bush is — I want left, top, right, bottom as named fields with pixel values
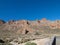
left=25, top=42, right=31, bottom=45
left=25, top=42, right=37, bottom=45
left=30, top=43, right=37, bottom=45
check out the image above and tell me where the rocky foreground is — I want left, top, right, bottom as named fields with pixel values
left=10, top=36, right=55, bottom=45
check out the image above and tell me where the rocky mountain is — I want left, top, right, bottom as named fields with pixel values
left=0, top=18, right=60, bottom=35
left=0, top=18, right=60, bottom=44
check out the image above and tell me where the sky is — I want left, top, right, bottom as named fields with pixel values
left=0, top=0, right=60, bottom=21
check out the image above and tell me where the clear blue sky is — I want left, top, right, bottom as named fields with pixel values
left=0, top=0, right=60, bottom=21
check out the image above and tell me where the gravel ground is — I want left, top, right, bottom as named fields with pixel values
left=10, top=36, right=54, bottom=45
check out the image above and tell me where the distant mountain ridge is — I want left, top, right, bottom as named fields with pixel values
left=0, top=18, right=60, bottom=35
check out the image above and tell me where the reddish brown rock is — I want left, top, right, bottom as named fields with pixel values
left=37, top=20, right=40, bottom=23
left=1, top=18, right=60, bottom=35
left=0, top=19, right=5, bottom=25
left=41, top=18, right=47, bottom=22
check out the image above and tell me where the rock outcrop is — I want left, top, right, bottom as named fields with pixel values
left=0, top=19, right=5, bottom=25
left=0, top=18, right=60, bottom=35
left=8, top=20, right=15, bottom=24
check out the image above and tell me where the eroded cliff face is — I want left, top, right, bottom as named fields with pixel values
left=0, top=18, right=60, bottom=35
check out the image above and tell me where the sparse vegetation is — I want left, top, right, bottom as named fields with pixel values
left=25, top=42, right=37, bottom=45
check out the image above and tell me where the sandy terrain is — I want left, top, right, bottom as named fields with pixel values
left=10, top=36, right=54, bottom=45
